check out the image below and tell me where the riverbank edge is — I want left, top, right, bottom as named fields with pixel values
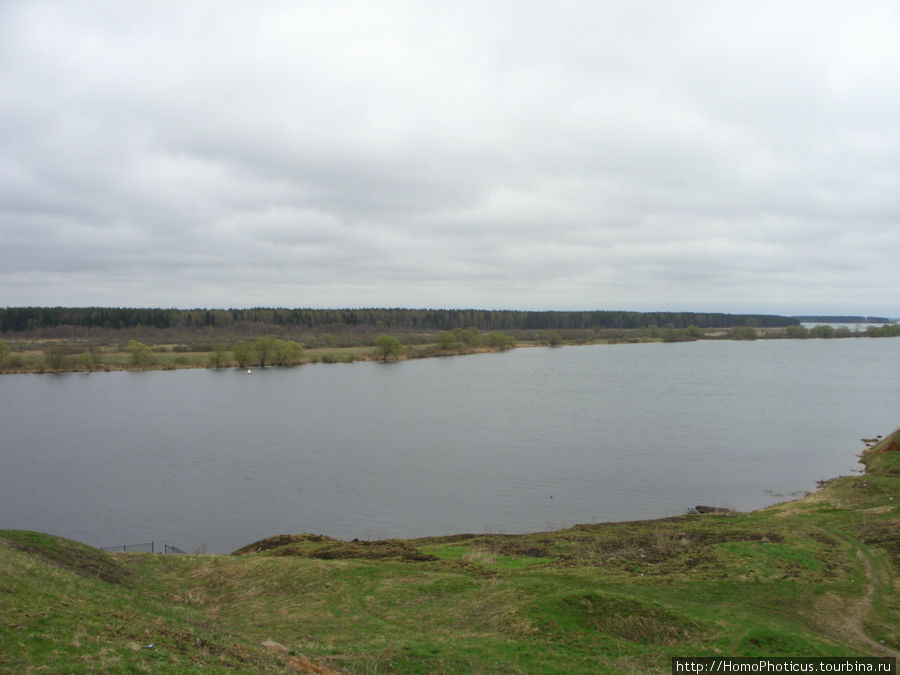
left=4, top=329, right=900, bottom=375
left=1, top=430, right=897, bottom=671
left=0, top=336, right=648, bottom=375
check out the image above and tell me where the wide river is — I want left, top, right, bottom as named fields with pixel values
left=2, top=338, right=898, bottom=553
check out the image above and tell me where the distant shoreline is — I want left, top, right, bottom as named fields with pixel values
left=1, top=321, right=899, bottom=375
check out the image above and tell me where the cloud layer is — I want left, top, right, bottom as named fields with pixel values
left=2, top=1, right=899, bottom=314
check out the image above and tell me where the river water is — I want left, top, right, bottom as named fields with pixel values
left=1, top=338, right=898, bottom=553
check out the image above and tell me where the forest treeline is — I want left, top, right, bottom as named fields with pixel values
left=0, top=306, right=800, bottom=335
left=792, top=315, right=893, bottom=323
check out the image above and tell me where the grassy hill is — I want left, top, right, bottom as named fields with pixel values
left=2, top=432, right=898, bottom=673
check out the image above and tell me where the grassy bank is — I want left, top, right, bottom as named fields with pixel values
left=0, top=327, right=815, bottom=375
left=2, top=320, right=899, bottom=375
left=2, top=432, right=898, bottom=672
left=0, top=335, right=598, bottom=374
left=0, top=340, right=525, bottom=374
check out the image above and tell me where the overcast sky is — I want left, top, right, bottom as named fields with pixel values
left=2, top=1, right=898, bottom=315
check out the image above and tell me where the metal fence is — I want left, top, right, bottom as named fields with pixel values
left=100, top=542, right=187, bottom=554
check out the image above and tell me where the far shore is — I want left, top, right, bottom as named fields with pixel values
left=1, top=322, right=898, bottom=375
left=0, top=332, right=664, bottom=375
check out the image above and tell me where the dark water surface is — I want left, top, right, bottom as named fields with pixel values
left=2, top=339, right=898, bottom=553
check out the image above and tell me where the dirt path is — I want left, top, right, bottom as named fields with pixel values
left=818, top=546, right=899, bottom=658
left=849, top=548, right=899, bottom=658
left=261, top=639, right=348, bottom=674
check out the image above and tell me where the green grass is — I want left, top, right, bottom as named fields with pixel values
left=0, top=533, right=287, bottom=671
left=2, top=432, right=898, bottom=672
left=306, top=345, right=377, bottom=363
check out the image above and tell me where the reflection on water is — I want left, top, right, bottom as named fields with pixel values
left=1, top=338, right=898, bottom=553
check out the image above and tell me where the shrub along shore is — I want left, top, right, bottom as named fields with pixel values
left=1, top=315, right=898, bottom=374
left=1, top=431, right=898, bottom=671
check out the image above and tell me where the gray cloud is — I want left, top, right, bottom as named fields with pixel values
left=1, top=0, right=899, bottom=314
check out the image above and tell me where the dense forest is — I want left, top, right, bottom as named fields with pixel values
left=792, top=315, right=893, bottom=323
left=0, top=306, right=799, bottom=334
